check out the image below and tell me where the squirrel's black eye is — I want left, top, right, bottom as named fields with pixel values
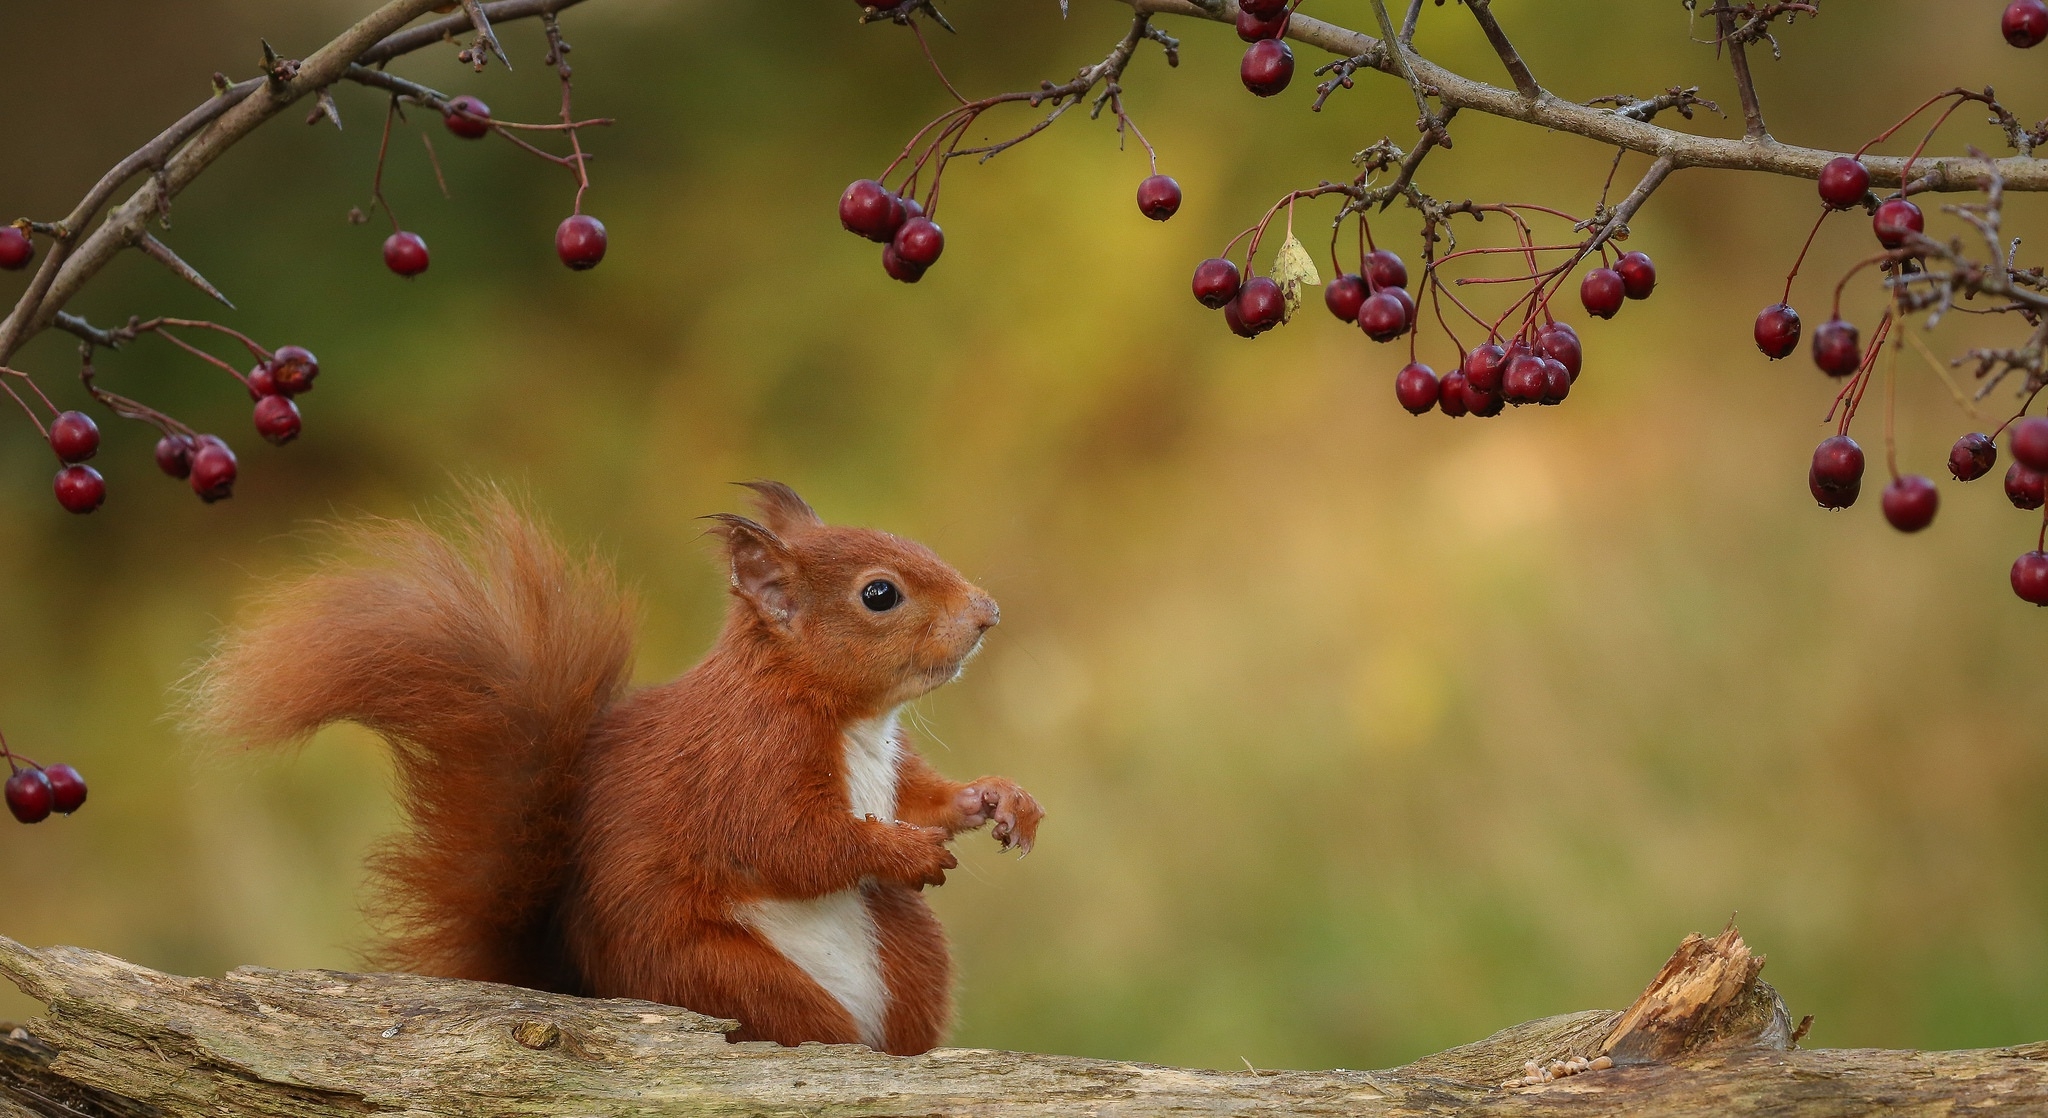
left=861, top=579, right=901, bottom=612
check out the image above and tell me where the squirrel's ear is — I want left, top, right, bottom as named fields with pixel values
left=736, top=480, right=824, bottom=537
left=706, top=514, right=798, bottom=626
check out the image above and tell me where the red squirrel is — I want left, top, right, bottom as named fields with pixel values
left=190, top=482, right=1041, bottom=1055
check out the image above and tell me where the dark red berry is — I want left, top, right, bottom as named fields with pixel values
left=1872, top=198, right=1924, bottom=250
left=2013, top=550, right=2048, bottom=604
left=42, top=764, right=85, bottom=814
left=254, top=395, right=302, bottom=446
left=443, top=95, right=491, bottom=139
left=1536, top=324, right=1581, bottom=381
left=839, top=179, right=901, bottom=242
left=271, top=346, right=319, bottom=395
left=1240, top=0, right=1287, bottom=15
left=53, top=464, right=104, bottom=514
left=1193, top=257, right=1242, bottom=309
left=5, top=768, right=52, bottom=824
left=1818, top=157, right=1870, bottom=210
left=556, top=214, right=607, bottom=270
left=1949, top=432, right=1998, bottom=481
left=2012, top=416, right=2048, bottom=472
left=1539, top=357, right=1571, bottom=405
left=155, top=433, right=196, bottom=479
left=2006, top=0, right=2048, bottom=47
left=1383, top=286, right=1415, bottom=330
left=49, top=411, right=99, bottom=463
left=1358, top=291, right=1407, bottom=342
left=1395, top=363, right=1439, bottom=415
left=1809, top=465, right=1860, bottom=509
left=1754, top=303, right=1802, bottom=359
left=190, top=436, right=237, bottom=503
left=1464, top=381, right=1505, bottom=418
left=2006, top=462, right=2046, bottom=509
left=1812, top=317, right=1861, bottom=377
left=1581, top=268, right=1625, bottom=318
left=1616, top=251, right=1656, bottom=300
left=1462, top=343, right=1507, bottom=393
left=383, top=231, right=429, bottom=277
left=1881, top=474, right=1939, bottom=532
left=0, top=227, right=31, bottom=271
left=900, top=197, right=924, bottom=222
left=1136, top=175, right=1182, bottom=221
left=1235, top=7, right=1289, bottom=41
left=881, top=243, right=926, bottom=284
left=1241, top=39, right=1294, bottom=96
left=1363, top=249, right=1407, bottom=292
left=1812, top=434, right=1866, bottom=495
left=1223, top=294, right=1255, bottom=337
left=246, top=364, right=280, bottom=400
left=1238, top=277, right=1285, bottom=333
left=1324, top=273, right=1366, bottom=322
left=893, top=217, right=944, bottom=268
left=1502, top=351, right=1546, bottom=405
left=1438, top=370, right=1470, bottom=417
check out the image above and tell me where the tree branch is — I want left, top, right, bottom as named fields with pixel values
left=1713, top=3, right=1771, bottom=141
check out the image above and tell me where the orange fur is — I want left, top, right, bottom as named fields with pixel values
left=188, top=482, right=1040, bottom=1055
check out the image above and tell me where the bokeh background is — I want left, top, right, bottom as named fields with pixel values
left=2, top=0, right=2046, bottom=1071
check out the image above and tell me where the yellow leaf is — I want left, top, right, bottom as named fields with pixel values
left=1270, top=234, right=1322, bottom=320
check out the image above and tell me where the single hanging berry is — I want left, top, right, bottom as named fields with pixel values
left=271, top=346, right=320, bottom=395
left=443, top=95, right=492, bottom=139
left=839, top=179, right=902, bottom=242
left=1881, top=475, right=1939, bottom=532
left=1357, top=292, right=1407, bottom=342
left=53, top=465, right=105, bottom=514
left=1948, top=433, right=1997, bottom=481
left=1236, top=277, right=1285, bottom=334
left=2005, top=0, right=2048, bottom=47
left=190, top=436, right=238, bottom=502
left=1323, top=274, right=1366, bottom=322
left=2006, top=462, right=2046, bottom=509
left=42, top=763, right=86, bottom=814
left=1872, top=198, right=1924, bottom=250
left=0, top=227, right=32, bottom=271
left=1810, top=435, right=1865, bottom=508
left=49, top=411, right=99, bottom=463
left=383, top=231, right=430, bottom=277
left=1437, top=370, right=1470, bottom=417
left=254, top=395, right=302, bottom=446
left=2012, top=550, right=2048, bottom=605
left=5, top=768, right=52, bottom=824
left=1580, top=268, right=1625, bottom=319
left=155, top=433, right=196, bottom=479
left=893, top=217, right=944, bottom=268
left=1462, top=343, right=1507, bottom=393
left=1192, top=258, right=1241, bottom=309
left=1136, top=175, right=1182, bottom=221
left=1536, top=323, right=1581, bottom=381
left=2011, top=416, right=2048, bottom=472
left=1615, top=251, right=1656, bottom=300
left=1241, top=39, right=1294, bottom=96
left=1754, top=304, right=1801, bottom=359
left=1811, top=318, right=1861, bottom=377
left=1817, top=157, right=1870, bottom=210
left=1394, top=363, right=1439, bottom=415
left=556, top=214, right=608, bottom=270
left=1235, top=7, right=1288, bottom=41
left=1363, top=250, right=1407, bottom=292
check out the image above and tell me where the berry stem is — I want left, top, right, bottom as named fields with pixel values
left=1781, top=209, right=1829, bottom=303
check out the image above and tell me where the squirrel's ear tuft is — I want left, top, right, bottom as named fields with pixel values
left=705, top=513, right=798, bottom=626
left=736, top=480, right=823, bottom=537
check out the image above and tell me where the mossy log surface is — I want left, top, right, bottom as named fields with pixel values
left=3, top=927, right=2045, bottom=1117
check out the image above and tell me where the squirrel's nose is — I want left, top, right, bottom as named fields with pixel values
left=971, top=594, right=1000, bottom=632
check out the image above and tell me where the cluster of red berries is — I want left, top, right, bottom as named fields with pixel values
left=1578, top=251, right=1657, bottom=320
left=1236, top=0, right=1295, bottom=97
left=378, top=96, right=607, bottom=278
left=839, top=179, right=946, bottom=282
left=5, top=758, right=85, bottom=825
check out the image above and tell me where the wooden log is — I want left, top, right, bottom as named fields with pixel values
left=2, top=925, right=2046, bottom=1117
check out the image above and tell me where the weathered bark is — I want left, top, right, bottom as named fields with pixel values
left=2, top=926, right=2045, bottom=1117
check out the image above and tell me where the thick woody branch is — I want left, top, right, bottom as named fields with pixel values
left=1464, top=0, right=1539, bottom=101
left=1713, top=4, right=1772, bottom=141
left=1122, top=1, right=2048, bottom=193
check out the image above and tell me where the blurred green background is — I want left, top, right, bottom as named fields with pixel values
left=2, top=0, right=2046, bottom=1072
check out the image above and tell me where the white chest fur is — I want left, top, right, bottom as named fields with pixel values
left=739, top=709, right=902, bottom=1049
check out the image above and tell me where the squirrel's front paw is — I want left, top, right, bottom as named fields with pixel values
left=955, top=778, right=1043, bottom=854
left=880, top=821, right=958, bottom=888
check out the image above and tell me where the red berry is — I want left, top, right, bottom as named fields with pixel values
left=1324, top=273, right=1366, bottom=322
left=1240, top=0, right=1287, bottom=15
left=246, top=364, right=280, bottom=400
left=1812, top=317, right=1861, bottom=377
left=1580, top=268, right=1625, bottom=318
left=49, top=411, right=99, bottom=463
left=2006, top=0, right=2048, bottom=47
left=42, top=764, right=85, bottom=814
left=1438, top=370, right=1470, bottom=417
left=1136, top=175, right=1182, bottom=221
left=156, top=433, right=196, bottom=479
left=5, top=768, right=52, bottom=824
left=1754, top=303, right=1801, bottom=359
left=1811, top=434, right=1865, bottom=498
left=53, top=464, right=104, bottom=514
left=1222, top=294, right=1255, bottom=337
left=443, top=95, right=492, bottom=139
left=1235, top=7, right=1289, bottom=40
left=1385, top=285, right=1416, bottom=328
left=1949, top=432, right=1998, bottom=481
left=383, top=231, right=429, bottom=276
left=1463, top=380, right=1505, bottom=418
left=839, top=179, right=902, bottom=242
left=1395, top=363, right=1439, bottom=415
left=1363, top=249, right=1407, bottom=292
left=881, top=243, right=926, bottom=284
left=190, top=435, right=237, bottom=503
left=1616, top=251, right=1656, bottom=300
left=1809, top=465, right=1860, bottom=509
left=1535, top=324, right=1581, bottom=381
left=2013, top=550, right=2048, bottom=604
left=2012, top=416, right=2048, bottom=472
left=893, top=217, right=944, bottom=268
left=1818, top=157, right=1870, bottom=210
left=1881, top=474, right=1939, bottom=532
left=1872, top=198, right=1924, bottom=250
left=2006, top=462, right=2046, bottom=509
left=254, top=394, right=302, bottom=446
left=271, top=345, right=319, bottom=395
left=555, top=214, right=607, bottom=271
left=1358, top=292, right=1407, bottom=342
left=1241, top=39, right=1294, bottom=96
left=1538, top=356, right=1571, bottom=405
left=1237, top=277, right=1285, bottom=333
left=1462, top=343, right=1507, bottom=393
left=0, top=227, right=32, bottom=271
left=1502, top=351, right=1546, bottom=405
left=1193, top=257, right=1242, bottom=309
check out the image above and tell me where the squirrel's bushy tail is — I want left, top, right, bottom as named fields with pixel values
left=187, top=488, right=634, bottom=990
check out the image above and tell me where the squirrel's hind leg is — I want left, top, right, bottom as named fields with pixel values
left=871, top=882, right=953, bottom=1056
left=638, top=924, right=864, bottom=1048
